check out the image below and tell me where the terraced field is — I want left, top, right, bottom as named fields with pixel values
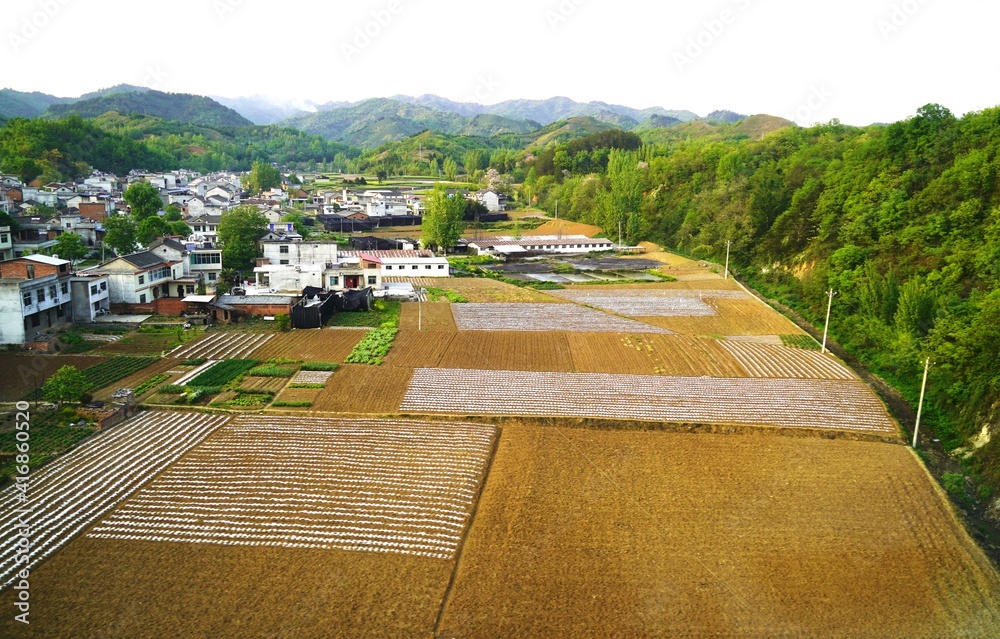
left=171, top=332, right=274, bottom=360
left=251, top=329, right=366, bottom=361
left=451, top=303, right=673, bottom=333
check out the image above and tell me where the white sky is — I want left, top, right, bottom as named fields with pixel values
left=1, top=0, right=996, bottom=125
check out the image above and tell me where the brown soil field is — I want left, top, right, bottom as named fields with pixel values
left=639, top=298, right=805, bottom=336
left=439, top=331, right=575, bottom=372
left=250, top=329, right=365, bottom=361
left=94, top=333, right=181, bottom=356
left=573, top=279, right=745, bottom=293
left=439, top=426, right=1000, bottom=638
left=568, top=333, right=748, bottom=377
left=239, top=376, right=289, bottom=393
left=0, top=538, right=451, bottom=638
left=406, top=277, right=566, bottom=303
left=524, top=220, right=603, bottom=237
left=310, top=365, right=413, bottom=413
left=0, top=354, right=108, bottom=401
left=273, top=386, right=323, bottom=406
left=399, top=302, right=457, bottom=331
left=93, top=358, right=177, bottom=401
left=383, top=330, right=456, bottom=368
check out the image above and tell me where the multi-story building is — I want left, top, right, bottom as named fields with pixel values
left=70, top=275, right=111, bottom=323
left=81, top=250, right=186, bottom=305
left=0, top=255, right=74, bottom=344
left=149, top=237, right=224, bottom=289
left=0, top=226, right=12, bottom=261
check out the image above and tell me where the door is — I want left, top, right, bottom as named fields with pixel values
left=345, top=275, right=360, bottom=289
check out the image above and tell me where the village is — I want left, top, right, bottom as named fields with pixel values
left=0, top=168, right=624, bottom=345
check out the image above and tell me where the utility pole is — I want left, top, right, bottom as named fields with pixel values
left=821, top=289, right=837, bottom=354
left=913, top=358, right=932, bottom=449
left=418, top=288, right=423, bottom=331
left=618, top=219, right=623, bottom=249
left=724, top=241, right=732, bottom=280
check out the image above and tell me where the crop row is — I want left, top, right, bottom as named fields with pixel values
left=450, top=303, right=672, bottom=333
left=171, top=332, right=274, bottom=360
left=551, top=290, right=724, bottom=317
left=188, top=359, right=260, bottom=387
left=0, top=411, right=229, bottom=588
left=400, top=368, right=896, bottom=434
left=88, top=416, right=497, bottom=560
left=82, top=356, right=159, bottom=392
left=345, top=326, right=399, bottom=365
left=719, top=341, right=856, bottom=380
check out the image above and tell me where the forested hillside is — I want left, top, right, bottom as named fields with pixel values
left=542, top=104, right=1000, bottom=501
left=45, top=89, right=252, bottom=127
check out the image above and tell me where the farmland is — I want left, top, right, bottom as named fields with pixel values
left=399, top=302, right=458, bottom=331
left=639, top=298, right=805, bottom=336
left=451, top=303, right=673, bottom=333
left=0, top=354, right=108, bottom=401
left=439, top=426, right=1000, bottom=638
left=401, top=368, right=897, bottom=434
left=170, top=331, right=274, bottom=360
left=567, top=333, right=748, bottom=377
left=552, top=288, right=750, bottom=317
left=439, top=331, right=575, bottom=372
left=719, top=340, right=856, bottom=380
left=401, top=277, right=563, bottom=303
left=251, top=329, right=366, bottom=361
left=311, top=365, right=414, bottom=414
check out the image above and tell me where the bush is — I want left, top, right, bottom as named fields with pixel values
left=157, top=384, right=187, bottom=395
left=942, top=473, right=966, bottom=495
left=275, top=314, right=291, bottom=332
left=181, top=358, right=207, bottom=366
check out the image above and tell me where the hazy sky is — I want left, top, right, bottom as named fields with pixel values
left=2, top=0, right=996, bottom=125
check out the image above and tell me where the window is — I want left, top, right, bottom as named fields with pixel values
left=186, top=286, right=195, bottom=294
left=139, top=294, right=147, bottom=303
left=91, top=285, right=98, bottom=295
left=425, top=265, right=432, bottom=270
left=330, top=276, right=339, bottom=286
left=208, top=273, right=217, bottom=281
left=138, top=275, right=145, bottom=285
left=0, top=234, right=8, bottom=243
left=280, top=260, right=289, bottom=265
left=385, top=265, right=393, bottom=271
left=411, top=265, right=418, bottom=270
left=37, top=289, right=45, bottom=303
left=22, top=292, right=31, bottom=306
left=26, top=265, right=35, bottom=279
left=31, top=314, right=40, bottom=327
left=437, top=265, right=445, bottom=270
left=100, top=282, right=107, bottom=291
left=280, top=245, right=289, bottom=254
left=49, top=285, right=57, bottom=299
left=61, top=282, right=68, bottom=295
left=368, top=276, right=377, bottom=285
left=192, top=253, right=221, bottom=265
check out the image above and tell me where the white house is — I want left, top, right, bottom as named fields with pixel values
left=467, top=235, right=615, bottom=256
left=0, top=226, right=12, bottom=261
left=187, top=215, right=222, bottom=243
left=149, top=237, right=224, bottom=289
left=70, top=275, right=111, bottom=322
left=0, top=255, right=74, bottom=344
left=81, top=250, right=186, bottom=305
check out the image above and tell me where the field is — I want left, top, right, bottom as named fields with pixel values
left=90, top=416, right=497, bottom=559
left=439, top=426, right=1000, bottom=638
left=401, top=277, right=564, bottom=303
left=567, top=333, right=748, bottom=377
left=451, top=303, right=672, bottom=333
left=0, top=411, right=228, bottom=588
left=639, top=298, right=805, bottom=336
left=523, top=220, right=603, bottom=237
left=170, top=332, right=275, bottom=360
left=92, top=358, right=179, bottom=401
left=0, top=354, right=108, bottom=401
left=382, top=330, right=456, bottom=368
left=719, top=340, right=856, bottom=380
left=401, top=369, right=897, bottom=434
left=439, top=331, right=576, bottom=372
left=311, top=365, right=414, bottom=413
left=399, top=302, right=457, bottom=331
left=251, top=329, right=366, bottom=361
left=239, top=376, right=289, bottom=393
left=552, top=288, right=749, bottom=317
left=93, top=332, right=180, bottom=355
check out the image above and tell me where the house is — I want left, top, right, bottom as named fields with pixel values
left=0, top=255, right=74, bottom=344
left=148, top=237, right=223, bottom=288
left=81, top=250, right=186, bottom=305
left=338, top=250, right=450, bottom=286
left=187, top=215, right=222, bottom=243
left=205, top=185, right=238, bottom=205
left=478, top=191, right=505, bottom=212
left=212, top=295, right=296, bottom=323
left=70, top=274, right=111, bottom=323
left=467, top=235, right=615, bottom=256
left=185, top=196, right=209, bottom=217
left=11, top=216, right=61, bottom=257
left=78, top=201, right=111, bottom=222
left=0, top=226, right=12, bottom=261
left=60, top=211, right=101, bottom=248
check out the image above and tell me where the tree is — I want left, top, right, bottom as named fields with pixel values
left=219, top=204, right=268, bottom=270
left=42, top=365, right=88, bottom=406
left=102, top=214, right=139, bottom=256
left=422, top=185, right=466, bottom=252
left=137, top=216, right=170, bottom=245
left=123, top=181, right=163, bottom=220
left=0, top=211, right=20, bottom=233
left=216, top=268, right=239, bottom=295
left=443, top=157, right=458, bottom=182
left=52, top=232, right=88, bottom=265
left=281, top=211, right=309, bottom=238
left=244, top=161, right=282, bottom=194
left=164, top=205, right=183, bottom=222
left=598, top=149, right=644, bottom=244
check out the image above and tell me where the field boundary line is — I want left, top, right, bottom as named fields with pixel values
left=434, top=425, right=502, bottom=637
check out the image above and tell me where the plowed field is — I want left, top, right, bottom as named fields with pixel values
left=399, top=302, right=457, bottom=331
left=0, top=354, right=108, bottom=401
left=639, top=299, right=804, bottom=336
left=568, top=333, right=748, bottom=377
left=439, top=331, right=575, bottom=372
left=404, top=278, right=563, bottom=303
left=382, top=331, right=455, bottom=368
left=439, top=426, right=1000, bottom=638
left=311, top=365, right=413, bottom=413
left=251, top=329, right=365, bottom=361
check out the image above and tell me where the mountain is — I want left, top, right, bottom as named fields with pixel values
left=525, top=117, right=618, bottom=148
left=706, top=110, right=748, bottom=123
left=280, top=98, right=535, bottom=148
left=212, top=95, right=327, bottom=125
left=78, top=84, right=152, bottom=100
left=0, top=88, right=72, bottom=119
left=390, top=94, right=699, bottom=128
left=45, top=90, right=252, bottom=127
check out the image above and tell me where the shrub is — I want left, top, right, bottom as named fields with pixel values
left=942, top=473, right=966, bottom=495
left=275, top=314, right=291, bottom=332
left=157, top=384, right=187, bottom=394
left=181, top=358, right=207, bottom=366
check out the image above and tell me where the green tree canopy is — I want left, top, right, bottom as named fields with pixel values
left=42, top=365, right=88, bottom=405
left=52, top=232, right=88, bottom=264
left=422, top=185, right=466, bottom=252
left=137, top=216, right=170, bottom=245
left=123, top=181, right=163, bottom=220
left=244, top=161, right=282, bottom=194
left=102, top=214, right=139, bottom=256
left=219, top=204, right=268, bottom=270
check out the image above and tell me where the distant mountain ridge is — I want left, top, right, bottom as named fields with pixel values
left=45, top=89, right=252, bottom=127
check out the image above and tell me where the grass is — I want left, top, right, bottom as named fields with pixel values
left=188, top=360, right=260, bottom=387
left=272, top=401, right=313, bottom=408
left=329, top=300, right=401, bottom=328
left=300, top=362, right=340, bottom=371
left=426, top=287, right=468, bottom=303
left=780, top=334, right=822, bottom=350
left=246, top=364, right=298, bottom=378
